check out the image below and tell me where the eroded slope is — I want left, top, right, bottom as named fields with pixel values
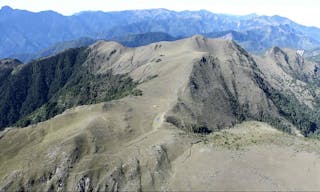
left=1, top=36, right=320, bottom=191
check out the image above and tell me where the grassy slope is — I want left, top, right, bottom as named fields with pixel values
left=2, top=37, right=320, bottom=191
left=0, top=47, right=139, bottom=129
left=168, top=121, right=320, bottom=191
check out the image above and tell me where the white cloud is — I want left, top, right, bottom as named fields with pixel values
left=1, top=0, right=319, bottom=27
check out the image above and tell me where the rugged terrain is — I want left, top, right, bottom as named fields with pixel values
left=1, top=6, right=320, bottom=59
left=1, top=36, right=320, bottom=191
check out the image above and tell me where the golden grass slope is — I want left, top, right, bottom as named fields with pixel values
left=1, top=36, right=320, bottom=191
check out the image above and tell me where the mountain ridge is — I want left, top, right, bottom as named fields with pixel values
left=10, top=32, right=178, bottom=63
left=1, top=36, right=320, bottom=135
left=1, top=6, right=320, bottom=60
left=1, top=36, right=320, bottom=191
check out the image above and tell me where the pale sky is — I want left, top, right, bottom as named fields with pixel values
left=1, top=0, right=319, bottom=27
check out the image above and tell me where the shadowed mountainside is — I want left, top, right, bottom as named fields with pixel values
left=1, top=36, right=320, bottom=191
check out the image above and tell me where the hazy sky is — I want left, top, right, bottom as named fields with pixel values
left=1, top=0, right=319, bottom=27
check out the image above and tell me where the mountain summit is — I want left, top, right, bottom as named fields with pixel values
left=1, top=36, right=320, bottom=191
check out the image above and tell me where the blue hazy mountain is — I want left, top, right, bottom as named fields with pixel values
left=9, top=32, right=177, bottom=63
left=1, top=6, right=320, bottom=59
left=206, top=25, right=319, bottom=53
left=9, top=37, right=96, bottom=63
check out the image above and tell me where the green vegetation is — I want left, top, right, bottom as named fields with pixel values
left=191, top=124, right=212, bottom=134
left=131, top=89, right=143, bottom=96
left=222, top=76, right=292, bottom=134
left=0, top=47, right=138, bottom=129
left=254, top=73, right=320, bottom=136
left=166, top=115, right=212, bottom=135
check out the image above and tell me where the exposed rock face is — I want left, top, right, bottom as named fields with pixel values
left=0, top=58, right=22, bottom=68
left=1, top=36, right=320, bottom=191
left=77, top=176, right=92, bottom=192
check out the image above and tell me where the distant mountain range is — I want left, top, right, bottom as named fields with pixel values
left=10, top=32, right=178, bottom=63
left=206, top=26, right=319, bottom=53
left=1, top=6, right=320, bottom=61
left=9, top=37, right=96, bottom=63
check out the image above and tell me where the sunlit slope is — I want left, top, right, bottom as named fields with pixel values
left=1, top=36, right=320, bottom=191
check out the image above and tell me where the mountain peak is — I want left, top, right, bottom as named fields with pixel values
left=191, top=34, right=207, bottom=40
left=270, top=15, right=291, bottom=23
left=90, top=40, right=125, bottom=49
left=268, top=46, right=286, bottom=55
left=2, top=36, right=320, bottom=191
left=188, top=34, right=210, bottom=50
left=1, top=6, right=13, bottom=12
left=0, top=58, right=22, bottom=69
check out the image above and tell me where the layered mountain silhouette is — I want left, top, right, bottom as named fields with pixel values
left=2, top=4, right=320, bottom=190
left=10, top=32, right=177, bottom=63
left=1, top=6, right=320, bottom=60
